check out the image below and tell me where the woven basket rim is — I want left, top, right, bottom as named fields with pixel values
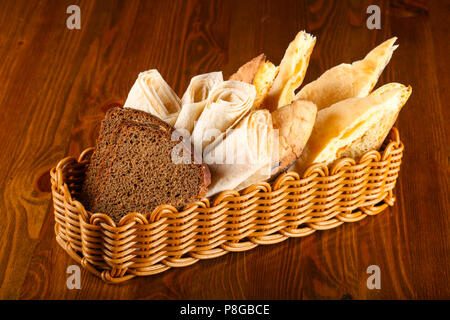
left=51, top=127, right=403, bottom=228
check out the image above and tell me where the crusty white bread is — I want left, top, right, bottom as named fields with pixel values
left=295, top=37, right=398, bottom=110
left=252, top=59, right=279, bottom=109
left=229, top=54, right=279, bottom=109
left=270, top=99, right=317, bottom=175
left=229, top=54, right=266, bottom=83
left=264, top=31, right=316, bottom=111
left=340, top=83, right=411, bottom=158
left=294, top=83, right=411, bottom=172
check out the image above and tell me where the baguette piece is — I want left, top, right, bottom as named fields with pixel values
left=229, top=54, right=279, bottom=109
left=294, top=83, right=411, bottom=172
left=270, top=99, right=317, bottom=175
left=264, top=31, right=316, bottom=111
left=89, top=120, right=210, bottom=222
left=296, top=37, right=398, bottom=110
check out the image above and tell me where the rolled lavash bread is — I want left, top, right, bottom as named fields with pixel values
left=264, top=30, right=316, bottom=111
left=191, top=80, right=256, bottom=154
left=204, top=109, right=274, bottom=197
left=205, top=99, right=317, bottom=196
left=294, top=83, right=412, bottom=172
left=174, top=72, right=223, bottom=133
left=229, top=53, right=279, bottom=109
left=124, top=69, right=181, bottom=126
left=295, top=37, right=398, bottom=110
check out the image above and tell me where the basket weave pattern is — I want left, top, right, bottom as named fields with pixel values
left=51, top=128, right=403, bottom=283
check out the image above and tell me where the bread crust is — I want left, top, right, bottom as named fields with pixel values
left=82, top=107, right=173, bottom=209
left=271, top=99, right=317, bottom=175
left=229, top=54, right=266, bottom=84
left=229, top=54, right=279, bottom=110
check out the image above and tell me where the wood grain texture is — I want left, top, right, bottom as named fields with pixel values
left=0, top=0, right=448, bottom=299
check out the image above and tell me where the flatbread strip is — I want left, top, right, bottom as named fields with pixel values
left=264, top=30, right=316, bottom=111
left=294, top=83, right=411, bottom=172
left=296, top=37, right=398, bottom=110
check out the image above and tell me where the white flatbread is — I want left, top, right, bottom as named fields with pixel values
left=191, top=80, right=256, bottom=154
left=124, top=69, right=181, bottom=125
left=174, top=72, right=223, bottom=133
left=205, top=109, right=274, bottom=197
left=296, top=37, right=398, bottom=110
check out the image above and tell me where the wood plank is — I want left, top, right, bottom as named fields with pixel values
left=390, top=0, right=450, bottom=298
left=0, top=0, right=99, bottom=299
left=0, top=0, right=446, bottom=299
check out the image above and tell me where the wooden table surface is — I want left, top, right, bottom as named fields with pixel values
left=0, top=0, right=448, bottom=300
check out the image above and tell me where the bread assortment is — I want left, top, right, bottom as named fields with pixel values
left=81, top=29, right=411, bottom=221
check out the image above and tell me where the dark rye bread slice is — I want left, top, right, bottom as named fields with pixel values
left=81, top=107, right=171, bottom=209
left=91, top=120, right=210, bottom=222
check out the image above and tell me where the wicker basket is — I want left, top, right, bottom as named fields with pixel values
left=50, top=127, right=403, bottom=284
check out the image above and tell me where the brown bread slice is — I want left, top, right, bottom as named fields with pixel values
left=81, top=107, right=171, bottom=209
left=90, top=120, right=210, bottom=222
